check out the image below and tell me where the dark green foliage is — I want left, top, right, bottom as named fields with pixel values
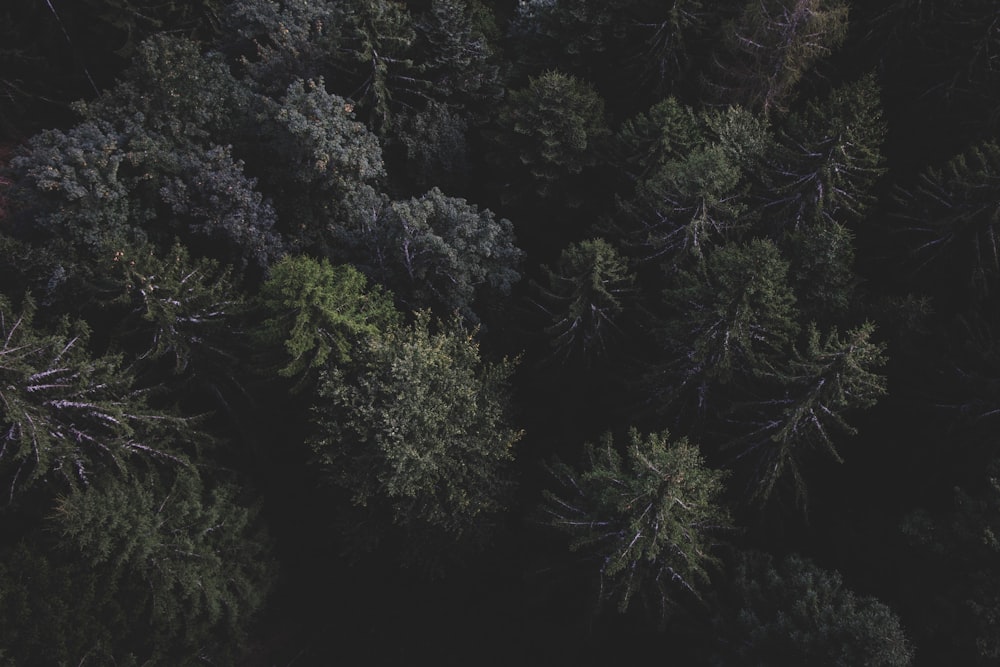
left=902, top=458, right=1000, bottom=664
left=416, top=0, right=504, bottom=113
left=383, top=187, right=524, bottom=319
left=542, top=428, right=732, bottom=615
left=614, top=103, right=768, bottom=259
left=256, top=254, right=400, bottom=382
left=764, top=75, right=887, bottom=231
left=707, top=0, right=849, bottom=113
left=657, top=239, right=799, bottom=411
left=0, top=295, right=193, bottom=501
left=785, top=219, right=857, bottom=321
left=0, top=467, right=273, bottom=665
left=893, top=141, right=1000, bottom=297
left=711, top=552, right=913, bottom=666
left=495, top=70, right=610, bottom=203
left=534, top=238, right=636, bottom=364
left=728, top=322, right=887, bottom=507
left=310, top=312, right=521, bottom=541
left=397, top=100, right=471, bottom=191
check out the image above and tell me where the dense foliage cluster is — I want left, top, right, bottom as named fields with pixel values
left=0, top=0, right=997, bottom=663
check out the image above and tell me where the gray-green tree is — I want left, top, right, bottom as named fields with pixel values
left=382, top=187, right=523, bottom=320
left=0, top=295, right=195, bottom=501
left=711, top=551, right=913, bottom=666
left=655, top=239, right=799, bottom=415
left=762, top=74, right=887, bottom=232
left=309, top=311, right=522, bottom=546
left=541, top=428, right=732, bottom=616
left=893, top=140, right=1000, bottom=298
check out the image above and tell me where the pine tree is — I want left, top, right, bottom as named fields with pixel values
left=541, top=428, right=732, bottom=616
left=0, top=295, right=195, bottom=501
left=655, top=239, right=799, bottom=416
left=383, top=187, right=524, bottom=320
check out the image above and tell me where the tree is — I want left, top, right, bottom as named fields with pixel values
left=711, top=551, right=913, bottom=666
left=74, top=34, right=251, bottom=146
left=533, top=238, right=636, bottom=364
left=309, top=312, right=522, bottom=545
left=382, top=187, right=524, bottom=320
left=541, top=428, right=732, bottom=616
left=727, top=322, right=887, bottom=507
left=0, top=295, right=195, bottom=502
left=415, top=0, right=504, bottom=114
left=706, top=0, right=849, bottom=114
left=249, top=78, right=385, bottom=254
left=613, top=102, right=769, bottom=260
left=762, top=74, right=887, bottom=233
left=8, top=117, right=282, bottom=276
left=893, top=140, right=1000, bottom=298
left=255, top=254, right=399, bottom=384
left=109, top=242, right=252, bottom=413
left=655, top=239, right=799, bottom=415
left=0, top=467, right=274, bottom=665
left=494, top=70, right=610, bottom=204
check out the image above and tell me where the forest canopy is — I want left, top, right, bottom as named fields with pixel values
left=2, top=0, right=998, bottom=664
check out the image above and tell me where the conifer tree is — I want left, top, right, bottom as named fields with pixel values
left=541, top=428, right=732, bottom=616
left=534, top=238, right=636, bottom=364
left=763, top=74, right=887, bottom=232
left=706, top=0, right=849, bottom=114
left=0, top=295, right=195, bottom=501
left=309, top=312, right=521, bottom=544
left=655, top=239, right=799, bottom=415
left=494, top=70, right=610, bottom=204
left=893, top=140, right=1000, bottom=297
left=728, top=322, right=887, bottom=507
left=256, top=254, right=399, bottom=385
left=711, top=552, right=913, bottom=666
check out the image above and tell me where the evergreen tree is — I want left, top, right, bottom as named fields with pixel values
left=893, top=140, right=1000, bottom=298
left=494, top=70, right=610, bottom=205
left=655, top=239, right=799, bottom=416
left=309, top=312, right=522, bottom=547
left=727, top=322, right=887, bottom=507
left=541, top=428, right=732, bottom=616
left=256, top=254, right=399, bottom=385
left=0, top=467, right=274, bottom=665
left=706, top=0, right=849, bottom=114
left=0, top=295, right=194, bottom=501
left=534, top=238, right=636, bottom=364
left=251, top=78, right=385, bottom=254
left=383, top=187, right=524, bottom=320
left=711, top=551, right=913, bottom=666
left=762, top=74, right=887, bottom=232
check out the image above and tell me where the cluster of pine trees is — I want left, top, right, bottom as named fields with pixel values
left=1, top=0, right=999, bottom=664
